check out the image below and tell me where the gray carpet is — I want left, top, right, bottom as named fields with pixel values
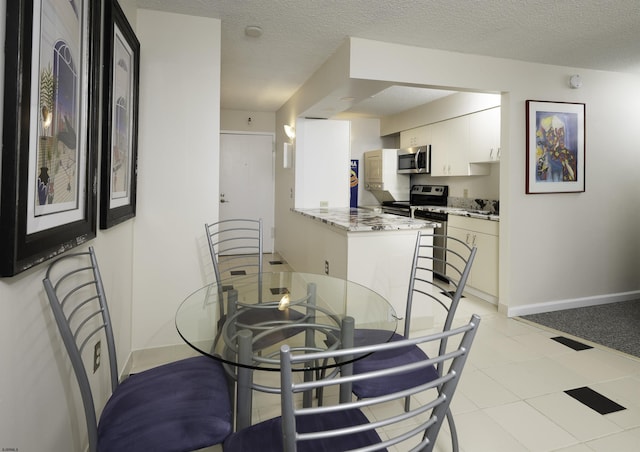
left=521, top=300, right=640, bottom=358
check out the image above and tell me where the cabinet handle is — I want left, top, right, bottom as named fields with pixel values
left=490, top=148, right=494, bottom=160
left=465, top=233, right=470, bottom=244
left=497, top=148, right=501, bottom=160
left=472, top=234, right=477, bottom=246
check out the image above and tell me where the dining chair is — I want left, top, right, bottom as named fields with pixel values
left=205, top=218, right=304, bottom=350
left=350, top=230, right=477, bottom=452
left=43, top=247, right=232, bottom=452
left=223, top=314, right=481, bottom=452
left=205, top=218, right=264, bottom=296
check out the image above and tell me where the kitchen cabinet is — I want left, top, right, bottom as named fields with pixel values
left=469, top=107, right=501, bottom=163
left=447, top=215, right=499, bottom=300
left=363, top=149, right=409, bottom=198
left=430, top=116, right=471, bottom=176
left=363, top=150, right=384, bottom=188
left=400, top=124, right=432, bottom=148
left=408, top=108, right=499, bottom=176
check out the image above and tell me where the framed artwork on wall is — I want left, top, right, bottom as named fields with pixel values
left=526, top=100, right=586, bottom=194
left=100, top=0, right=140, bottom=229
left=0, top=0, right=101, bottom=277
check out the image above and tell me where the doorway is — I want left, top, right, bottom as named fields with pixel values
left=219, top=132, right=275, bottom=252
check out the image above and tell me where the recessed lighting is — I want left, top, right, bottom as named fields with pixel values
left=245, top=26, right=263, bottom=38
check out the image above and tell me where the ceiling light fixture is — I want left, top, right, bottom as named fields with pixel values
left=244, top=25, right=263, bottom=38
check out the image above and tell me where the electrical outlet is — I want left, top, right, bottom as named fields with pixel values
left=463, top=188, right=469, bottom=198
left=324, top=260, right=329, bottom=275
left=93, top=340, right=101, bottom=373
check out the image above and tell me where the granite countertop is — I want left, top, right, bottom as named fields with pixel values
left=293, top=208, right=439, bottom=232
left=414, top=206, right=500, bottom=222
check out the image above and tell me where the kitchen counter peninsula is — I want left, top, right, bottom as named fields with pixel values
left=283, top=207, right=438, bottom=330
left=293, top=207, right=439, bottom=231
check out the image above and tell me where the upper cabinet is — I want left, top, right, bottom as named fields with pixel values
left=431, top=117, right=470, bottom=176
left=411, top=107, right=500, bottom=176
left=469, top=107, right=501, bottom=163
left=400, top=125, right=432, bottom=148
left=363, top=150, right=384, bottom=188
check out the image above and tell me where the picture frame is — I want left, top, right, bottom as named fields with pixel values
left=526, top=100, right=586, bottom=194
left=100, top=0, right=140, bottom=229
left=0, top=0, right=101, bottom=277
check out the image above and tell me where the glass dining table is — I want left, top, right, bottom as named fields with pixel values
left=175, top=271, right=398, bottom=430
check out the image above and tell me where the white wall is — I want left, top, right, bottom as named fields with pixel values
left=276, top=37, right=640, bottom=317
left=294, top=118, right=351, bottom=208
left=221, top=109, right=275, bottom=133
left=132, top=10, right=220, bottom=350
left=0, top=0, right=140, bottom=450
left=0, top=5, right=221, bottom=451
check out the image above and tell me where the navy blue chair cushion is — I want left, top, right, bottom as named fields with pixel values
left=224, top=408, right=384, bottom=451
left=351, top=331, right=440, bottom=399
left=98, top=356, right=232, bottom=452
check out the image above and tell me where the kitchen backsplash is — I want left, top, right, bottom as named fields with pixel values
left=449, top=197, right=499, bottom=214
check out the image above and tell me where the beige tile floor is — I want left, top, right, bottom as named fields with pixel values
left=151, top=254, right=640, bottom=451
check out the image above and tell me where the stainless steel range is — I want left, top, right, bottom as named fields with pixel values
left=382, top=185, right=449, bottom=279
left=381, top=185, right=448, bottom=216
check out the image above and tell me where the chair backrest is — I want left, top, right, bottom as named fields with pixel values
left=279, top=314, right=481, bottom=452
left=43, top=246, right=118, bottom=452
left=205, top=218, right=263, bottom=287
left=405, top=230, right=477, bottom=337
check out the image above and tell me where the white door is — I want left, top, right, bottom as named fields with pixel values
left=220, top=133, right=275, bottom=252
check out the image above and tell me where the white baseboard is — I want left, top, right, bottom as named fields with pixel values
left=507, top=289, right=640, bottom=317
left=464, top=286, right=498, bottom=305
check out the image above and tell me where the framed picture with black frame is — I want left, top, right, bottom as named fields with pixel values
left=526, top=100, right=586, bottom=194
left=100, top=0, right=140, bottom=229
left=0, top=0, right=101, bottom=277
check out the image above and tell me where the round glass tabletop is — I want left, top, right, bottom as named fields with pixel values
left=175, top=271, right=398, bottom=371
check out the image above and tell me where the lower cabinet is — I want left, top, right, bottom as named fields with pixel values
left=447, top=216, right=499, bottom=299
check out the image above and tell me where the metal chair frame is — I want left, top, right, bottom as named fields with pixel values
left=205, top=218, right=264, bottom=296
left=353, top=230, right=477, bottom=452
left=44, top=246, right=232, bottom=451
left=43, top=248, right=118, bottom=452
left=224, top=314, right=481, bottom=452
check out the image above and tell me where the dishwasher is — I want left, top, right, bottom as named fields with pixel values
left=413, top=208, right=448, bottom=280
left=409, top=185, right=449, bottom=281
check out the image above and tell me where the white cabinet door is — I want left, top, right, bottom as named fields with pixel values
left=447, top=216, right=499, bottom=297
left=431, top=116, right=469, bottom=176
left=471, top=230, right=499, bottom=295
left=400, top=125, right=432, bottom=148
left=430, top=121, right=448, bottom=176
left=469, top=107, right=501, bottom=163
left=446, top=116, right=470, bottom=176
left=363, top=150, right=383, bottom=187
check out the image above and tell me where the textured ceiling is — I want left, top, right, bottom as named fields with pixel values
left=136, top=0, right=640, bottom=116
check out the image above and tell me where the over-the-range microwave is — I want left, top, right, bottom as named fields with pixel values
left=397, top=145, right=430, bottom=174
